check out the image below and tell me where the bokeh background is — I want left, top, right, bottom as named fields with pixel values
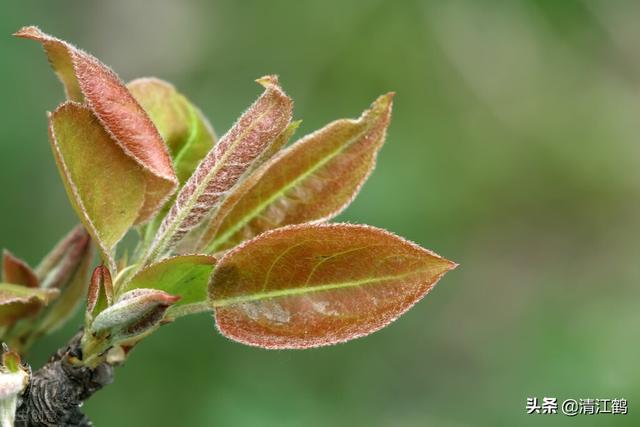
left=2, top=1, right=640, bottom=425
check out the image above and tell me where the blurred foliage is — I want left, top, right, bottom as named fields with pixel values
left=1, top=0, right=639, bottom=425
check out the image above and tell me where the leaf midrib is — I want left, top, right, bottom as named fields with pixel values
left=145, top=101, right=276, bottom=263
left=211, top=266, right=433, bottom=308
left=207, top=122, right=371, bottom=252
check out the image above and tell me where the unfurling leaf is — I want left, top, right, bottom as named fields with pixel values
left=0, top=284, right=59, bottom=326
left=28, top=226, right=93, bottom=336
left=246, top=119, right=301, bottom=175
left=87, top=265, right=114, bottom=318
left=198, top=94, right=393, bottom=253
left=2, top=251, right=38, bottom=288
left=144, top=76, right=293, bottom=263
left=15, top=26, right=178, bottom=223
left=36, top=224, right=89, bottom=283
left=175, top=119, right=294, bottom=255
left=123, top=255, right=216, bottom=316
left=127, top=78, right=216, bottom=185
left=209, top=223, right=456, bottom=349
left=90, top=289, right=180, bottom=342
left=48, top=102, right=146, bottom=268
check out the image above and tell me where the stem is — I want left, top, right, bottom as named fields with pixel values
left=15, top=331, right=114, bottom=427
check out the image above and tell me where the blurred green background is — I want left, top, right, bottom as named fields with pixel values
left=2, top=1, right=639, bottom=425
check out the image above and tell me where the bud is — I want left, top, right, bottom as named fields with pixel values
left=90, top=289, right=180, bottom=343
left=0, top=346, right=29, bottom=427
left=87, top=264, right=114, bottom=318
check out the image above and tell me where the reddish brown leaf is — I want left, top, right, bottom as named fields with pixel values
left=87, top=265, right=114, bottom=317
left=30, top=233, right=93, bottom=336
left=144, top=76, right=292, bottom=263
left=198, top=94, right=393, bottom=253
left=2, top=251, right=38, bottom=288
left=15, top=26, right=178, bottom=223
left=4, top=226, right=94, bottom=345
left=127, top=78, right=217, bottom=185
left=209, top=223, right=457, bottom=349
left=35, top=225, right=89, bottom=281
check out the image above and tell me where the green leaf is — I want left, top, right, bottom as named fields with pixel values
left=0, top=284, right=59, bottom=326
left=209, top=223, right=456, bottom=349
left=123, top=255, right=216, bottom=316
left=2, top=251, right=38, bottom=288
left=15, top=26, right=178, bottom=223
left=48, top=102, right=147, bottom=269
left=198, top=94, right=394, bottom=253
left=127, top=78, right=217, bottom=185
left=142, top=76, right=293, bottom=264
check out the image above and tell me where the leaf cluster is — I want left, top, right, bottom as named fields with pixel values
left=1, top=27, right=456, bottom=363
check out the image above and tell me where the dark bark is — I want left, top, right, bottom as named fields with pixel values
left=15, top=332, right=114, bottom=427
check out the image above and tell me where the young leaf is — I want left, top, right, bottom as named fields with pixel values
left=144, top=76, right=293, bottom=263
left=27, top=228, right=93, bottom=337
left=5, top=226, right=93, bottom=349
left=15, top=26, right=178, bottom=223
left=2, top=251, right=38, bottom=288
left=48, top=102, right=147, bottom=269
left=90, top=289, right=180, bottom=342
left=36, top=224, right=88, bottom=280
left=246, top=119, right=301, bottom=176
left=127, top=78, right=217, bottom=185
left=122, top=255, right=216, bottom=314
left=0, top=284, right=59, bottom=326
left=209, top=223, right=456, bottom=349
left=199, top=94, right=393, bottom=253
left=87, top=265, right=114, bottom=318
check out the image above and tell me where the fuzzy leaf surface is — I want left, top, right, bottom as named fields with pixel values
left=209, top=223, right=456, bottom=349
left=128, top=78, right=216, bottom=185
left=15, top=26, right=178, bottom=222
left=146, top=76, right=292, bottom=262
left=200, top=94, right=393, bottom=253
left=48, top=102, right=146, bottom=268
left=123, top=255, right=216, bottom=313
left=87, top=265, right=114, bottom=318
left=90, top=289, right=180, bottom=342
left=36, top=225, right=90, bottom=289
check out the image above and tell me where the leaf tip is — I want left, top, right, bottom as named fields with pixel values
left=163, top=294, right=182, bottom=305
left=41, top=288, right=60, bottom=304
left=372, top=92, right=395, bottom=111
left=441, top=258, right=459, bottom=275
left=255, top=74, right=280, bottom=89
left=13, top=25, right=44, bottom=39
